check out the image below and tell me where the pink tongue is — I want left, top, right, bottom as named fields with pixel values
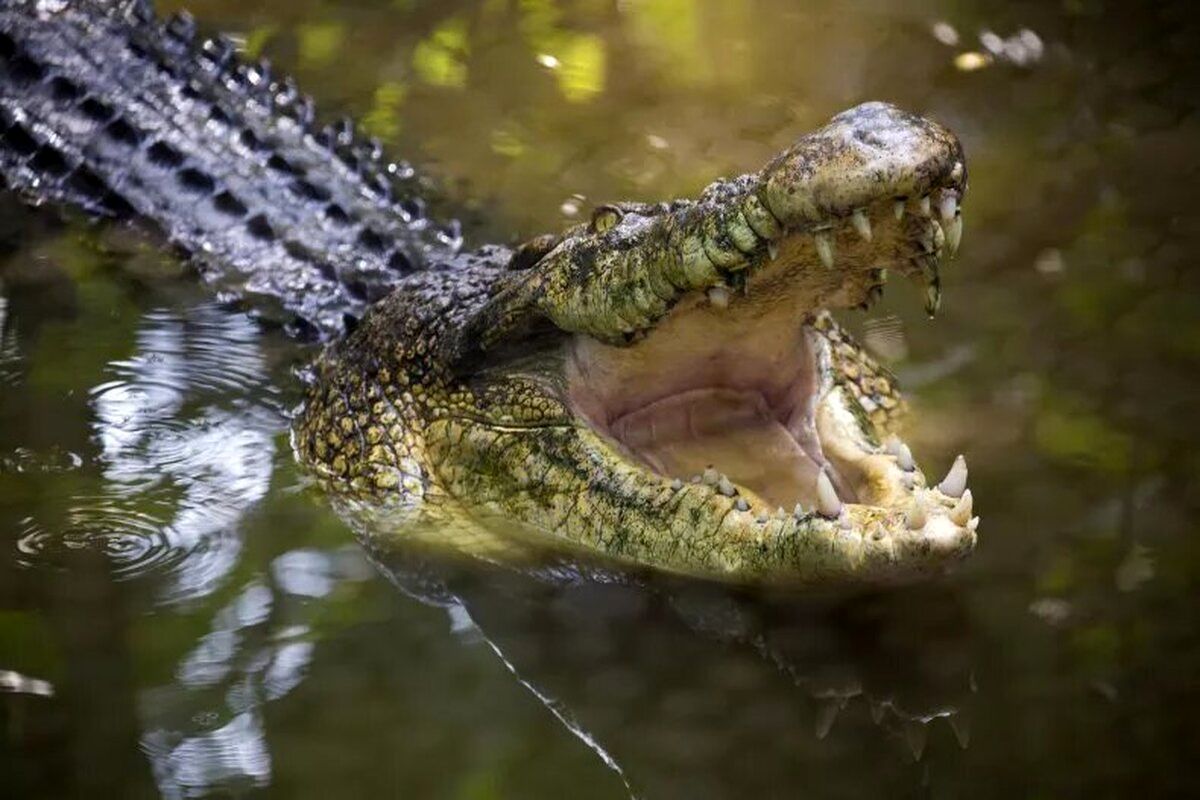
left=610, top=388, right=824, bottom=509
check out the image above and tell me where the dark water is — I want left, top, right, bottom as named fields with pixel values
left=3, top=0, right=1199, bottom=797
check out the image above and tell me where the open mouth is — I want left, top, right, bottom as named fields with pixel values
left=565, top=177, right=976, bottom=550
left=441, top=102, right=979, bottom=580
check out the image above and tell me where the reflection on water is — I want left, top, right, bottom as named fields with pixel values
left=2, top=0, right=1200, bottom=796
left=88, top=306, right=278, bottom=599
left=377, top=550, right=978, bottom=798
left=141, top=546, right=373, bottom=797
left=0, top=296, right=19, bottom=387
left=17, top=304, right=281, bottom=601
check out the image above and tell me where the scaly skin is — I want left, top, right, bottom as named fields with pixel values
left=0, top=2, right=978, bottom=584
left=296, top=104, right=979, bottom=584
left=0, top=0, right=452, bottom=337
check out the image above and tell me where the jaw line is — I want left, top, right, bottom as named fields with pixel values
left=556, top=228, right=971, bottom=559
left=560, top=204, right=906, bottom=518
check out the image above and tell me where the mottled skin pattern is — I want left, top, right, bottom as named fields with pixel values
left=297, top=104, right=978, bottom=584
left=0, top=1, right=977, bottom=584
left=297, top=300, right=913, bottom=581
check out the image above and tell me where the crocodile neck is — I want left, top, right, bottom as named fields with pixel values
left=0, top=0, right=491, bottom=338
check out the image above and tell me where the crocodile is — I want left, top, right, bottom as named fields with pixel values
left=0, top=0, right=977, bottom=584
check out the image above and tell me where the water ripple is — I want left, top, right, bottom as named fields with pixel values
left=0, top=295, right=20, bottom=387
left=16, top=500, right=186, bottom=579
left=15, top=304, right=285, bottom=602
left=98, top=305, right=272, bottom=400
left=137, top=555, right=364, bottom=798
left=142, top=711, right=273, bottom=798
left=0, top=446, right=86, bottom=474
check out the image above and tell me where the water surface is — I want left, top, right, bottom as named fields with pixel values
left=2, top=0, right=1199, bottom=796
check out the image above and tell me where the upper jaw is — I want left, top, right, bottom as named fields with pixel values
left=462, top=101, right=966, bottom=357
left=759, top=102, right=965, bottom=227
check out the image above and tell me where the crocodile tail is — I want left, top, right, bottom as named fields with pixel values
left=0, top=0, right=459, bottom=338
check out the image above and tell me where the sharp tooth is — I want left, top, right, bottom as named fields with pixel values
left=948, top=712, right=971, bottom=749
left=775, top=506, right=787, bottom=519
left=851, top=209, right=872, bottom=241
left=702, top=466, right=719, bottom=485
left=814, top=230, right=834, bottom=268
left=893, top=199, right=905, bottom=220
left=734, top=497, right=750, bottom=512
left=949, top=488, right=973, bottom=526
left=946, top=214, right=963, bottom=256
left=938, top=454, right=968, bottom=498
left=815, top=469, right=842, bottom=518
left=767, top=241, right=779, bottom=260
left=815, top=700, right=840, bottom=739
left=918, top=195, right=931, bottom=216
left=924, top=281, right=941, bottom=317
left=793, top=503, right=806, bottom=519
left=904, top=721, right=928, bottom=761
left=967, top=516, right=980, bottom=531
left=717, top=475, right=737, bottom=496
left=756, top=512, right=768, bottom=524
left=939, top=193, right=958, bottom=221
left=707, top=285, right=730, bottom=309
left=950, top=161, right=964, bottom=183
left=670, top=478, right=683, bottom=490
left=897, top=442, right=915, bottom=471
left=920, top=249, right=940, bottom=274
left=884, top=436, right=902, bottom=456
left=906, top=498, right=927, bottom=529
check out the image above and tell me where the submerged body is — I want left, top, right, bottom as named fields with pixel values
left=0, top=0, right=977, bottom=584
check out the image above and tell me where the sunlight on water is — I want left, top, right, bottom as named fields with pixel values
left=138, top=547, right=374, bottom=798
left=2, top=0, right=1199, bottom=796
left=12, top=305, right=282, bottom=602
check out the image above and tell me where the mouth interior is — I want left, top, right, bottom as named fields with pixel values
left=563, top=179, right=962, bottom=518
left=602, top=336, right=852, bottom=510
left=565, top=228, right=893, bottom=513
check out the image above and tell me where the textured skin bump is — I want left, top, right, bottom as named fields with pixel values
left=0, top=0, right=458, bottom=337
left=0, top=1, right=974, bottom=583
left=761, top=102, right=965, bottom=223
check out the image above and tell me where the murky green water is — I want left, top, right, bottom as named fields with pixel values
left=3, top=0, right=1199, bottom=796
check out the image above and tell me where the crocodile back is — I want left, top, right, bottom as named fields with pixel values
left=0, top=0, right=460, bottom=337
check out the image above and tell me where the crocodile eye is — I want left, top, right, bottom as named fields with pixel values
left=590, top=204, right=623, bottom=233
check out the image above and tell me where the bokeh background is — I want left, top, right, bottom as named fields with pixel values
left=2, top=0, right=1199, bottom=797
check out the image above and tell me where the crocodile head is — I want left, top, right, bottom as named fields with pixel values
left=300, top=102, right=976, bottom=585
